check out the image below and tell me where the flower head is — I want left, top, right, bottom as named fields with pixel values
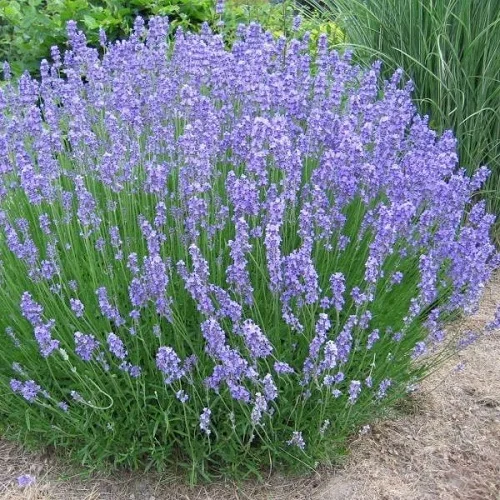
left=17, top=474, right=36, bottom=488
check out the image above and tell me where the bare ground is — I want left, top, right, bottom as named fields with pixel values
left=1, top=274, right=499, bottom=500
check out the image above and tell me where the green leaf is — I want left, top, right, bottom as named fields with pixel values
left=2, top=2, right=21, bottom=21
left=83, top=14, right=100, bottom=30
left=25, top=410, right=31, bottom=431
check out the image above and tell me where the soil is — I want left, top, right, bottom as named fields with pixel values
left=1, top=273, right=499, bottom=500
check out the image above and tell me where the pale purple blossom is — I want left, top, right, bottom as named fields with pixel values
left=58, top=401, right=69, bottom=412
left=242, top=320, right=273, bottom=358
left=366, top=329, right=380, bottom=350
left=156, top=346, right=185, bottom=383
left=17, top=474, right=36, bottom=488
left=262, top=373, right=278, bottom=401
left=10, top=379, right=40, bottom=402
left=376, top=378, right=392, bottom=399
left=20, top=292, right=43, bottom=326
left=274, top=361, right=295, bottom=375
left=70, top=298, right=84, bottom=318
left=251, top=392, right=267, bottom=424
left=34, top=321, right=60, bottom=357
left=200, top=407, right=212, bottom=435
left=348, top=380, right=362, bottom=404
left=176, top=389, right=189, bottom=403
left=107, top=333, right=127, bottom=360
left=97, top=287, right=124, bottom=326
left=486, top=306, right=500, bottom=331
left=287, top=431, right=305, bottom=450
left=70, top=390, right=85, bottom=403
left=74, top=332, right=99, bottom=361
left=215, top=0, right=224, bottom=15
left=119, top=361, right=142, bottom=378
left=292, top=15, right=302, bottom=31
left=329, top=273, right=346, bottom=312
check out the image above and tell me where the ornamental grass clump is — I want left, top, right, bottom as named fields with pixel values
left=0, top=17, right=498, bottom=481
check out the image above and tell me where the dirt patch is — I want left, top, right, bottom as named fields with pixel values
left=2, top=274, right=499, bottom=500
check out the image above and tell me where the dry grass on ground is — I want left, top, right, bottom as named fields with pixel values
left=1, top=274, right=499, bottom=500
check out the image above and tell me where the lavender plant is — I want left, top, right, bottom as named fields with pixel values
left=0, top=16, right=497, bottom=481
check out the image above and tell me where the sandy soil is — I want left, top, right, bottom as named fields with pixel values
left=1, top=274, right=499, bottom=500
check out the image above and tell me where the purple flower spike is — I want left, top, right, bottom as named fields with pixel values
left=97, top=287, right=124, bottom=326
left=366, top=329, right=380, bottom=350
left=34, top=321, right=59, bottom=358
left=200, top=407, right=212, bottom=436
left=215, top=0, right=225, bottom=15
left=274, top=361, right=294, bottom=375
left=330, top=273, right=346, bottom=312
left=376, top=378, right=392, bottom=399
left=242, top=320, right=273, bottom=359
left=156, top=346, right=185, bottom=383
left=348, top=380, right=362, bottom=404
left=176, top=389, right=189, bottom=403
left=20, top=292, right=43, bottom=326
left=287, top=431, right=305, bottom=450
left=70, top=298, right=85, bottom=318
left=107, top=332, right=127, bottom=360
left=10, top=379, right=41, bottom=403
left=486, top=305, right=500, bottom=331
left=292, top=15, right=302, bottom=31
left=74, top=332, right=99, bottom=361
left=251, top=393, right=267, bottom=424
left=58, top=401, right=69, bottom=412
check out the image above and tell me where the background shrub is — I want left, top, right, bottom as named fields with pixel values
left=0, top=0, right=212, bottom=75
left=0, top=16, right=497, bottom=482
left=221, top=0, right=344, bottom=46
left=304, top=0, right=500, bottom=231
left=0, top=0, right=343, bottom=77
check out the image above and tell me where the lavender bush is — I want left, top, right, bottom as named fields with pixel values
left=0, top=16, right=498, bottom=480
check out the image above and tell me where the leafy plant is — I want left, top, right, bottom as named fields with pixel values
left=0, top=0, right=214, bottom=76
left=0, top=18, right=497, bottom=481
left=303, top=0, right=500, bottom=227
left=0, top=1, right=343, bottom=78
left=222, top=0, right=344, bottom=47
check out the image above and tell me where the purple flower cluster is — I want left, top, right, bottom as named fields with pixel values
left=156, top=346, right=185, bottom=383
left=348, top=380, right=362, bottom=404
left=241, top=320, right=273, bottom=358
left=0, top=16, right=498, bottom=460
left=20, top=293, right=43, bottom=326
left=251, top=392, right=267, bottom=424
left=33, top=321, right=59, bottom=358
left=199, top=407, right=212, bottom=436
left=201, top=318, right=257, bottom=402
left=74, top=332, right=99, bottom=361
left=107, top=333, right=127, bottom=360
left=70, top=299, right=85, bottom=318
left=376, top=378, right=392, bottom=399
left=10, top=379, right=41, bottom=402
left=215, top=0, right=225, bottom=15
left=287, top=431, right=306, bottom=450
left=486, top=305, right=500, bottom=331
left=19, top=293, right=60, bottom=357
left=97, top=288, right=125, bottom=327
left=17, top=474, right=36, bottom=488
